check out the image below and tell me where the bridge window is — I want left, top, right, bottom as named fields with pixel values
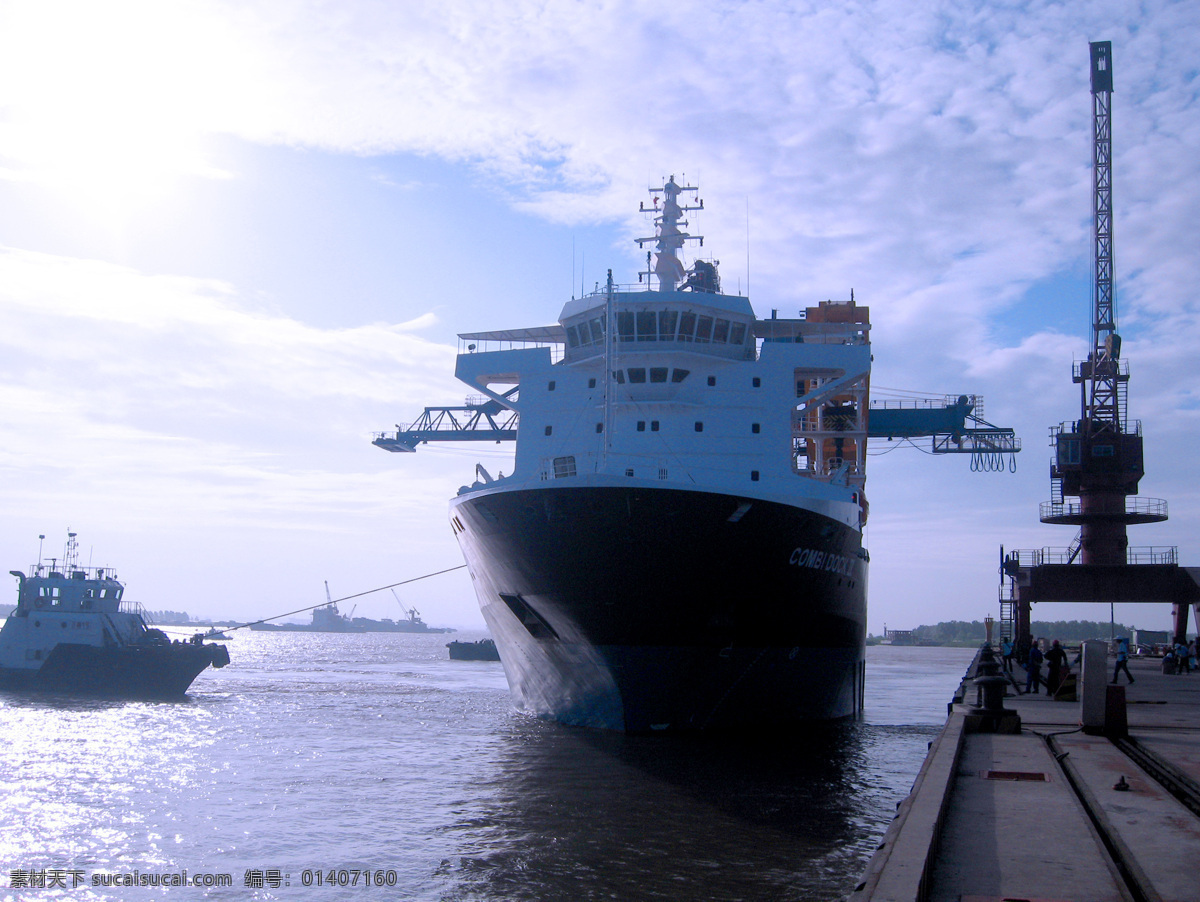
left=566, top=325, right=581, bottom=348
left=637, top=311, right=657, bottom=341
left=617, top=311, right=635, bottom=342
left=713, top=318, right=730, bottom=343
left=588, top=318, right=605, bottom=343
left=695, top=315, right=714, bottom=343
left=659, top=310, right=678, bottom=340
left=678, top=311, right=696, bottom=341
left=730, top=322, right=747, bottom=345
left=671, top=368, right=690, bottom=383
left=627, top=368, right=646, bottom=384
left=613, top=370, right=625, bottom=384
left=649, top=367, right=668, bottom=383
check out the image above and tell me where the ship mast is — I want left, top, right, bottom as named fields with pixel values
left=637, top=176, right=703, bottom=291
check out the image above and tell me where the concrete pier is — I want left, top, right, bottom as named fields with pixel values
left=851, top=650, right=1200, bottom=902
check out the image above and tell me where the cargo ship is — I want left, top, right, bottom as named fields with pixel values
left=377, top=177, right=871, bottom=731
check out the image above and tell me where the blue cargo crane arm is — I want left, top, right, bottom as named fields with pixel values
left=867, top=394, right=1021, bottom=471
left=373, top=388, right=519, bottom=453
left=375, top=389, right=1020, bottom=470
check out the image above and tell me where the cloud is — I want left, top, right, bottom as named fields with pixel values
left=0, top=246, right=463, bottom=520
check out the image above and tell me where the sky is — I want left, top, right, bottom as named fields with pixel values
left=1, top=0, right=1197, bottom=636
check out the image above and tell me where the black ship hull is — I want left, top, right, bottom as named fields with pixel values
left=451, top=484, right=867, bottom=732
left=0, top=641, right=227, bottom=698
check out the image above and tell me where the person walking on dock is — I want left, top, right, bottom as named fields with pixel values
left=1000, top=637, right=1015, bottom=673
left=1045, top=640, right=1068, bottom=694
left=1025, top=640, right=1044, bottom=694
left=1175, top=641, right=1191, bottom=674
left=1112, top=637, right=1134, bottom=684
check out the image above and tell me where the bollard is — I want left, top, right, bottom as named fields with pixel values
left=973, top=643, right=1008, bottom=711
left=967, top=643, right=1020, bottom=732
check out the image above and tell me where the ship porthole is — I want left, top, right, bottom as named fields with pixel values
left=789, top=647, right=799, bottom=660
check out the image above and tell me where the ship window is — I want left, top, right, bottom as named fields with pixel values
left=589, top=318, right=605, bottom=343
left=553, top=456, right=577, bottom=478
left=695, top=422, right=704, bottom=432
left=1092, top=444, right=1114, bottom=457
left=752, top=423, right=761, bottom=434
left=658, top=468, right=668, bottom=479
left=613, top=370, right=625, bottom=384
left=695, top=316, right=714, bottom=343
left=658, top=310, right=678, bottom=340
left=671, top=369, right=689, bottom=383
left=625, top=468, right=634, bottom=477
left=713, top=318, right=730, bottom=343
left=566, top=325, right=580, bottom=348
left=730, top=323, right=747, bottom=345
left=751, top=470, right=760, bottom=481
left=588, top=378, right=596, bottom=388
left=651, top=421, right=660, bottom=431
left=649, top=367, right=668, bottom=383
left=752, top=377, right=761, bottom=388
left=627, top=368, right=647, bottom=383
left=544, top=426, right=552, bottom=436
left=548, top=380, right=556, bottom=391
left=678, top=311, right=697, bottom=341
left=637, top=421, right=646, bottom=432
left=617, top=311, right=635, bottom=342
left=707, top=376, right=716, bottom=386
left=636, top=311, right=657, bottom=341
left=595, top=422, right=604, bottom=433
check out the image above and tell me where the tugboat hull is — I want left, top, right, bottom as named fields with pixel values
left=452, top=484, right=867, bottom=732
left=0, top=642, right=229, bottom=698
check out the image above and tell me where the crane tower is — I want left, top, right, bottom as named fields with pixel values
left=1000, top=42, right=1199, bottom=648
left=1039, top=41, right=1167, bottom=560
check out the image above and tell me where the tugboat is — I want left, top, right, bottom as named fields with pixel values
left=0, top=533, right=230, bottom=697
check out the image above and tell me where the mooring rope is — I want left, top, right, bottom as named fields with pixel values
left=199, top=563, right=469, bottom=636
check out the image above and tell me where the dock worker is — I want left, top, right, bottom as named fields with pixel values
left=1025, top=640, right=1044, bottom=694
left=1045, top=640, right=1068, bottom=694
left=1112, top=637, right=1135, bottom=684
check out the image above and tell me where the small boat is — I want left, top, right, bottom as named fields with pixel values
left=0, top=533, right=231, bottom=697
left=447, top=638, right=501, bottom=661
